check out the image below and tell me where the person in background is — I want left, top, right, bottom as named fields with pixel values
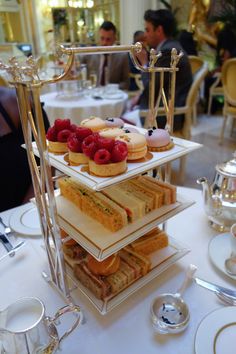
left=81, top=21, right=129, bottom=90
left=128, top=30, right=147, bottom=91
left=0, top=87, right=50, bottom=212
left=134, top=9, right=193, bottom=131
left=178, top=29, right=198, bottom=56
left=204, top=25, right=236, bottom=113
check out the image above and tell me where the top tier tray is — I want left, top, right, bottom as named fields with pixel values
left=30, top=125, right=202, bottom=191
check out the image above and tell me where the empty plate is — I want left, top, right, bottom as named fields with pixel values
left=9, top=204, right=41, bottom=237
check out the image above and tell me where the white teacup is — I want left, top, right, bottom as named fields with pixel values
left=105, top=83, right=119, bottom=94
left=0, top=297, right=82, bottom=354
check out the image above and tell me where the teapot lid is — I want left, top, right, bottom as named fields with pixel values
left=216, top=151, right=236, bottom=177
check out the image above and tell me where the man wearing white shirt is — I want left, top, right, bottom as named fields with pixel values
left=81, top=21, right=129, bottom=90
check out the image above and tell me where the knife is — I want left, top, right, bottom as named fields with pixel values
left=194, top=276, right=236, bottom=298
left=0, top=233, right=25, bottom=258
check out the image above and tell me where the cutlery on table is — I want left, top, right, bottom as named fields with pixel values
left=193, top=276, right=236, bottom=305
left=0, top=216, right=11, bottom=235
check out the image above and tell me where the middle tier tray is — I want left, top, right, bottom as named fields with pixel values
left=56, top=192, right=194, bottom=260
left=30, top=125, right=202, bottom=191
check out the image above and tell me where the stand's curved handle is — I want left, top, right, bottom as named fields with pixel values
left=49, top=303, right=83, bottom=345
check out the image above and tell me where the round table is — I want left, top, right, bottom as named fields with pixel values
left=40, top=90, right=128, bottom=126
left=0, top=187, right=234, bottom=354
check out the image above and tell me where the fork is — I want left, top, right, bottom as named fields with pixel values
left=0, top=217, right=11, bottom=235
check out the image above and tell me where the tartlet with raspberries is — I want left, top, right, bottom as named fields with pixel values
left=46, top=118, right=76, bottom=154
left=67, top=126, right=93, bottom=165
left=82, top=133, right=128, bottom=177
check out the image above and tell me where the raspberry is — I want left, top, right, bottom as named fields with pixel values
left=70, top=124, right=78, bottom=132
left=94, top=149, right=111, bottom=164
left=111, top=141, right=128, bottom=162
left=46, top=126, right=57, bottom=142
left=75, top=127, right=93, bottom=141
left=67, top=134, right=82, bottom=152
left=97, top=137, right=115, bottom=152
left=54, top=118, right=71, bottom=132
left=57, top=129, right=72, bottom=142
left=82, top=134, right=99, bottom=158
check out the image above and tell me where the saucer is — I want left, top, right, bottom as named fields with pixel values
left=9, top=204, right=41, bottom=237
left=208, top=233, right=236, bottom=280
left=195, top=306, right=236, bottom=354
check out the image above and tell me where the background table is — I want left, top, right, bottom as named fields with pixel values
left=0, top=187, right=234, bottom=354
left=40, top=90, right=128, bottom=126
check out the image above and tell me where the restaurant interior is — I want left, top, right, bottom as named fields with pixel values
left=0, top=1, right=236, bottom=354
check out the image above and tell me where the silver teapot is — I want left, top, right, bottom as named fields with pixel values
left=197, top=151, right=236, bottom=232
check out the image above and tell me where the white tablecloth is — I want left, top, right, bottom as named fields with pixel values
left=0, top=187, right=234, bottom=354
left=40, top=90, right=128, bottom=126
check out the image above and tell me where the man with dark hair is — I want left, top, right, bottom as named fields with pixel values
left=136, top=9, right=192, bottom=130
left=81, top=21, right=129, bottom=90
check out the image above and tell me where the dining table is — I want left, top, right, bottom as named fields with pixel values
left=0, top=186, right=235, bottom=354
left=40, top=88, right=128, bottom=126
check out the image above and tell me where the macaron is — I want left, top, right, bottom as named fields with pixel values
left=145, top=128, right=174, bottom=151
left=99, top=127, right=124, bottom=139
left=105, top=117, right=124, bottom=128
left=115, top=133, right=147, bottom=160
left=80, top=116, right=106, bottom=132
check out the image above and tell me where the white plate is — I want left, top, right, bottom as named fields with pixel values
left=102, top=92, right=125, bottom=100
left=195, top=306, right=236, bottom=354
left=208, top=233, right=236, bottom=280
left=9, top=204, right=41, bottom=237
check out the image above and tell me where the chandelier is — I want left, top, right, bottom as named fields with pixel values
left=68, top=0, right=94, bottom=8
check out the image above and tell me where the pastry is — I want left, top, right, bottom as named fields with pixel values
left=105, top=117, right=124, bottom=128
left=99, top=127, right=124, bottom=139
left=84, top=136, right=128, bottom=177
left=46, top=118, right=75, bottom=154
left=145, top=127, right=174, bottom=151
left=87, top=254, right=120, bottom=276
left=115, top=133, right=147, bottom=160
left=80, top=116, right=106, bottom=132
left=67, top=127, right=93, bottom=165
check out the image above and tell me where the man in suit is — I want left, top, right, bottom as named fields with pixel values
left=136, top=9, right=192, bottom=131
left=82, top=21, right=129, bottom=90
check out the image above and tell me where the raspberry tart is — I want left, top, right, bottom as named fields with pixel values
left=83, top=135, right=128, bottom=177
left=46, top=118, right=75, bottom=154
left=67, top=127, right=93, bottom=165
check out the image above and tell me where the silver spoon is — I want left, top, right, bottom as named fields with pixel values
left=225, top=256, right=236, bottom=276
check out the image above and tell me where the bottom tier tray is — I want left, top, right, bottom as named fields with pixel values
left=66, top=236, right=190, bottom=315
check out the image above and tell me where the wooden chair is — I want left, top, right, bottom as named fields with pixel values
left=188, top=55, right=205, bottom=124
left=140, top=61, right=209, bottom=183
left=207, top=72, right=224, bottom=115
left=220, top=58, right=236, bottom=144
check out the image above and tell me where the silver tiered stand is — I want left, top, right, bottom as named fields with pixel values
left=0, top=42, right=182, bottom=305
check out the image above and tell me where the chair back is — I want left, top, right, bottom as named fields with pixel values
left=186, top=61, right=208, bottom=108
left=188, top=55, right=204, bottom=75
left=221, top=58, right=236, bottom=105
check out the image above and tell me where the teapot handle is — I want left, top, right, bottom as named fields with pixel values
left=49, top=303, right=83, bottom=344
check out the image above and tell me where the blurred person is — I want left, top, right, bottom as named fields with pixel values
left=0, top=87, right=50, bottom=212
left=134, top=9, right=192, bottom=131
left=81, top=21, right=129, bottom=90
left=204, top=25, right=236, bottom=113
left=128, top=30, right=147, bottom=91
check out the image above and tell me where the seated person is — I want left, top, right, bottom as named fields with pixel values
left=133, top=10, right=193, bottom=131
left=204, top=25, right=236, bottom=113
left=128, top=30, right=147, bottom=91
left=81, top=21, right=129, bottom=90
left=0, top=87, right=49, bottom=212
